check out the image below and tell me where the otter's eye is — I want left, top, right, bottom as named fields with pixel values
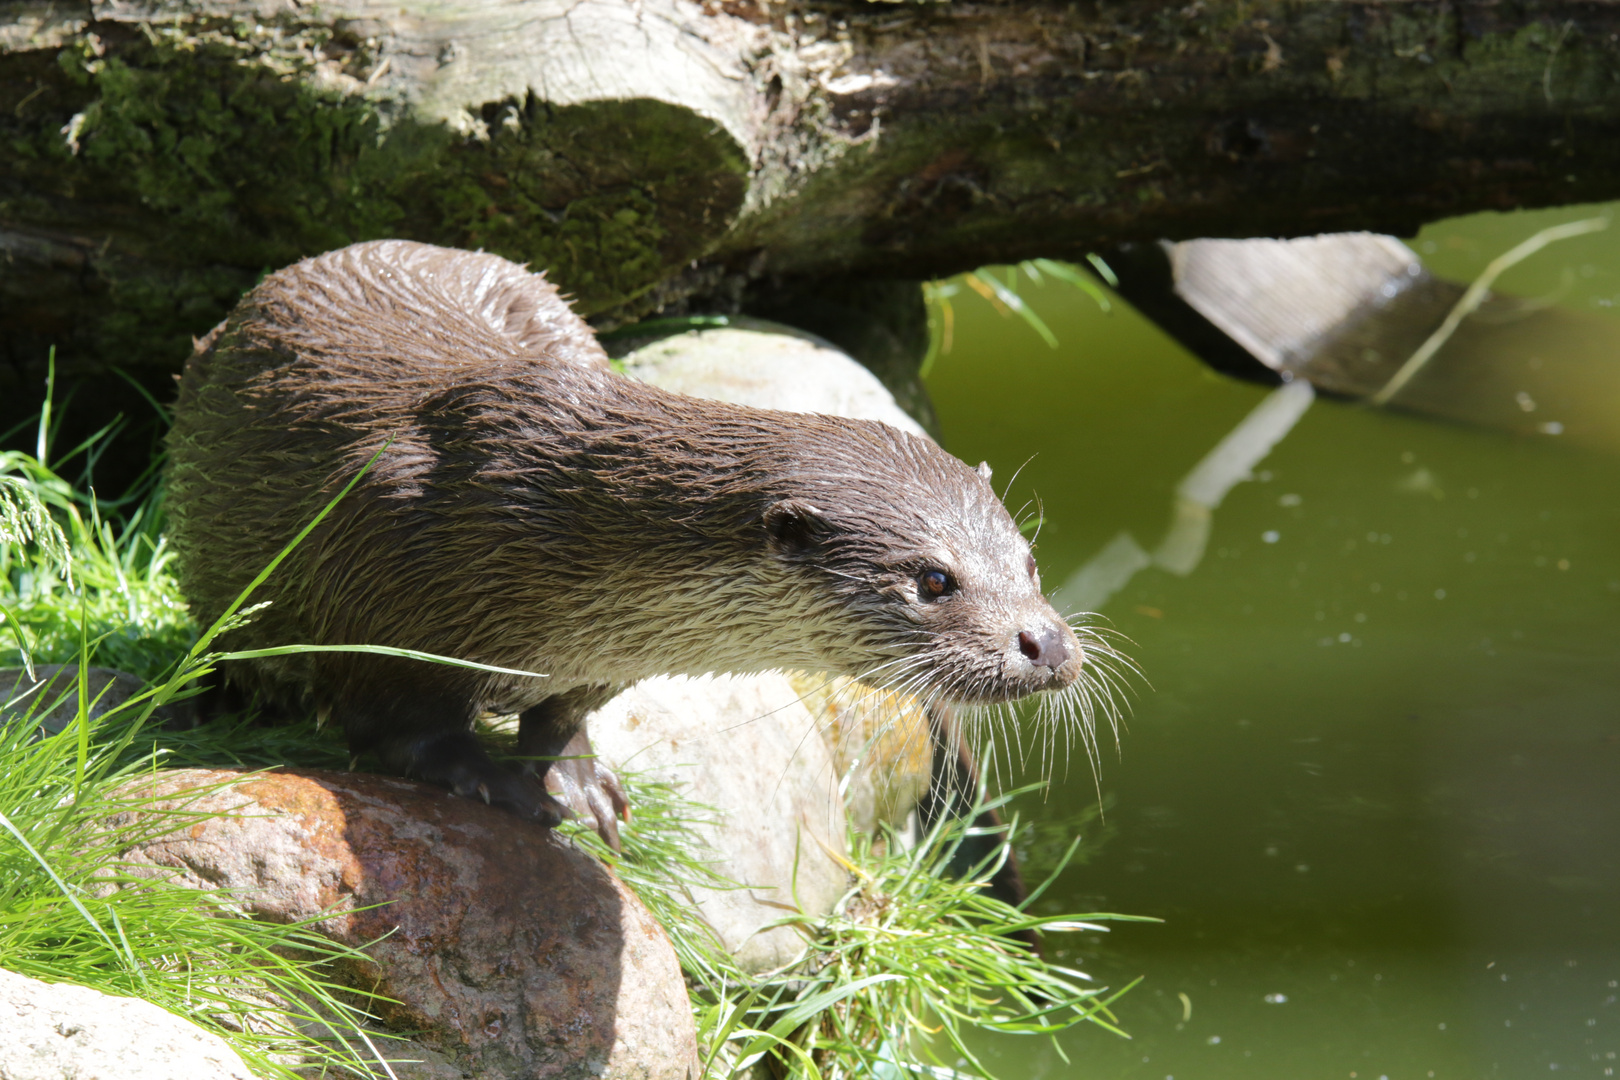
left=919, top=569, right=953, bottom=598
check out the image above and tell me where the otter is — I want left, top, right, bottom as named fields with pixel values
left=166, top=240, right=1084, bottom=847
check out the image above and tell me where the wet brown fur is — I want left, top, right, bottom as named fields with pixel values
left=166, top=241, right=1083, bottom=827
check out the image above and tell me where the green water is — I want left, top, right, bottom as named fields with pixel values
left=924, top=205, right=1620, bottom=1079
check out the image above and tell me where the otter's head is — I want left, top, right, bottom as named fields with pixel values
left=759, top=421, right=1085, bottom=707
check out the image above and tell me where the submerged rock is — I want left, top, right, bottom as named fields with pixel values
left=113, top=768, right=697, bottom=1080
left=0, top=966, right=253, bottom=1080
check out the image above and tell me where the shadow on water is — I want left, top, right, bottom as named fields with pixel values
left=925, top=203, right=1620, bottom=1079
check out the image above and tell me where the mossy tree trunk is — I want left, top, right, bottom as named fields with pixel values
left=4, top=0, right=1619, bottom=432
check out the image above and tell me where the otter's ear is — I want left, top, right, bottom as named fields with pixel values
left=976, top=461, right=993, bottom=482
left=764, top=499, right=832, bottom=554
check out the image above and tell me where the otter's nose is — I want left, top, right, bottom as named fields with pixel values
left=1017, top=626, right=1071, bottom=670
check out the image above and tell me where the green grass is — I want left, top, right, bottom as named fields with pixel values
left=688, top=804, right=1144, bottom=1080
left=0, top=709, right=395, bottom=1078
left=0, top=451, right=192, bottom=683
left=922, top=258, right=1116, bottom=377
left=3, top=423, right=1141, bottom=1078
left=1, top=449, right=393, bottom=1078
left=564, top=780, right=1145, bottom=1080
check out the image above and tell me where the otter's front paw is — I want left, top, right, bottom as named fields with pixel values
left=541, top=730, right=631, bottom=851
left=412, top=731, right=572, bottom=826
left=449, top=765, right=572, bottom=827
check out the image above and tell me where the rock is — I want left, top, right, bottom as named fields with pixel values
left=0, top=665, right=190, bottom=735
left=603, top=321, right=939, bottom=967
left=619, top=318, right=928, bottom=438
left=787, top=673, right=932, bottom=838
left=0, top=966, right=253, bottom=1080
left=112, top=768, right=696, bottom=1080
left=740, top=277, right=939, bottom=439
left=587, top=674, right=849, bottom=973
left=621, top=321, right=937, bottom=829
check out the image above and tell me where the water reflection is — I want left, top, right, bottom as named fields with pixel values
left=1054, top=381, right=1315, bottom=613
left=924, top=206, right=1620, bottom=1079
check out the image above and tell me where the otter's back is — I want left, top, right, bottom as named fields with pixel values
left=165, top=241, right=608, bottom=682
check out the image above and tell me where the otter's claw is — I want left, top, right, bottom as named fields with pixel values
left=424, top=732, right=570, bottom=826
left=458, top=773, right=569, bottom=827
left=541, top=730, right=632, bottom=852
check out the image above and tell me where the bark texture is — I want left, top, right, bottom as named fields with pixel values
left=727, top=1, right=1620, bottom=277
left=3, top=0, right=1619, bottom=409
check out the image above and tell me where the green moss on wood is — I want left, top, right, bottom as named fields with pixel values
left=0, top=18, right=747, bottom=373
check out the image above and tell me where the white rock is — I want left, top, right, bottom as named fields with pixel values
left=600, top=322, right=940, bottom=972
left=0, top=967, right=253, bottom=1080
left=588, top=674, right=849, bottom=973
left=787, top=672, right=931, bottom=837
left=620, top=318, right=928, bottom=437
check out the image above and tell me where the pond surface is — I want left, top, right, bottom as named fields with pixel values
left=923, top=203, right=1620, bottom=1079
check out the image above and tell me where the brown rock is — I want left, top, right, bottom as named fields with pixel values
left=113, top=768, right=697, bottom=1080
